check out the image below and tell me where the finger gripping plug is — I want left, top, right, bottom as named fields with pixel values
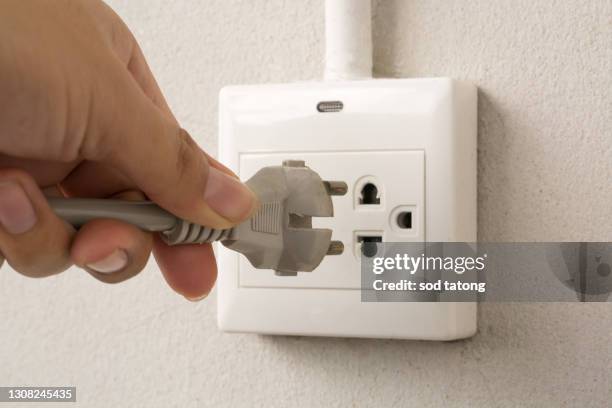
left=159, top=160, right=346, bottom=274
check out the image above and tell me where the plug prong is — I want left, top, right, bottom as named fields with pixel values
left=327, top=240, right=344, bottom=255
left=324, top=181, right=348, bottom=196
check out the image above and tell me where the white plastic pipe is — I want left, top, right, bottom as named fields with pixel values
left=324, top=0, right=373, bottom=80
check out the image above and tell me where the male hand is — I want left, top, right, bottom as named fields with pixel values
left=0, top=0, right=256, bottom=300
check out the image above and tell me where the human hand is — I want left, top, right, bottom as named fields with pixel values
left=0, top=0, right=257, bottom=300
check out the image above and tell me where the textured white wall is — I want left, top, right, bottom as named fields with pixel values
left=1, top=1, right=610, bottom=407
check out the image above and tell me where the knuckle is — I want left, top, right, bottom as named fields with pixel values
left=168, top=128, right=209, bottom=213
left=7, top=247, right=69, bottom=278
left=0, top=168, right=35, bottom=185
left=0, top=224, right=72, bottom=278
left=175, top=128, right=202, bottom=179
left=107, top=13, right=136, bottom=63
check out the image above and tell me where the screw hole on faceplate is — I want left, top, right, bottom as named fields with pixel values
left=397, top=211, right=412, bottom=229
left=317, top=101, right=343, bottom=113
left=359, top=183, right=380, bottom=205
left=358, top=236, right=382, bottom=258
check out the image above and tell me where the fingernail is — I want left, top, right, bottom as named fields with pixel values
left=0, top=181, right=37, bottom=234
left=184, top=292, right=209, bottom=302
left=86, top=249, right=129, bottom=274
left=204, top=167, right=256, bottom=221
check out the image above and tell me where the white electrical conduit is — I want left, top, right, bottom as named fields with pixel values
left=324, top=0, right=373, bottom=80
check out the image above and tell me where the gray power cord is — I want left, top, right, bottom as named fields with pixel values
left=49, top=160, right=346, bottom=275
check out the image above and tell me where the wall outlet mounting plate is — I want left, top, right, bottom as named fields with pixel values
left=217, top=78, right=477, bottom=340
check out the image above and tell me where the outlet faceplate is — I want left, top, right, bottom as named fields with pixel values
left=217, top=78, right=478, bottom=340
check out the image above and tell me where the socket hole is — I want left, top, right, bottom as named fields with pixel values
left=397, top=212, right=412, bottom=229
left=317, top=101, right=343, bottom=113
left=359, top=183, right=380, bottom=205
left=357, top=236, right=382, bottom=258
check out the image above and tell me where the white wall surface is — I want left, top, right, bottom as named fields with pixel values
left=1, top=1, right=610, bottom=407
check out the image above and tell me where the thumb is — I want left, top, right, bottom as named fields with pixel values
left=91, top=72, right=256, bottom=230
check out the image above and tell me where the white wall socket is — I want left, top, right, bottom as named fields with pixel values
left=217, top=78, right=478, bottom=340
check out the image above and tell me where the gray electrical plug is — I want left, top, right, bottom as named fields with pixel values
left=49, top=160, right=346, bottom=275
left=222, top=160, right=346, bottom=275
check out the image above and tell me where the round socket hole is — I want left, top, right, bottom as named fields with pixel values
left=359, top=183, right=380, bottom=205
left=396, top=211, right=413, bottom=229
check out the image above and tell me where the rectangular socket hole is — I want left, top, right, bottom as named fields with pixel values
left=357, top=235, right=382, bottom=258
left=396, top=211, right=412, bottom=229
left=359, top=183, right=380, bottom=205
left=317, top=101, right=343, bottom=113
